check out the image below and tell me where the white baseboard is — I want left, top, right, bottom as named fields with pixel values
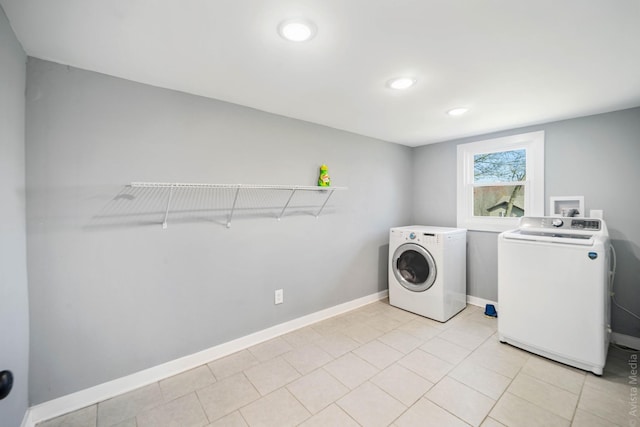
left=37, top=291, right=632, bottom=426
left=25, top=290, right=388, bottom=426
left=612, top=332, right=640, bottom=351
left=20, top=409, right=32, bottom=427
left=466, top=295, right=498, bottom=311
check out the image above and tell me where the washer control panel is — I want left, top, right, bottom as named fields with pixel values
left=570, top=219, right=601, bottom=230
left=520, top=217, right=602, bottom=231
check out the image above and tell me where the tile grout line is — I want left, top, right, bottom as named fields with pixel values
left=569, top=372, right=589, bottom=426
left=477, top=356, right=526, bottom=427
left=340, top=307, right=416, bottom=427
left=385, top=305, right=488, bottom=427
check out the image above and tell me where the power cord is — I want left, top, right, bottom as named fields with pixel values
left=609, top=244, right=640, bottom=321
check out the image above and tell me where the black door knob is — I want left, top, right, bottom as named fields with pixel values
left=0, top=370, right=13, bottom=400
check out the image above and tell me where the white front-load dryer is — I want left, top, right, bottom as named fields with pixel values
left=388, top=226, right=467, bottom=322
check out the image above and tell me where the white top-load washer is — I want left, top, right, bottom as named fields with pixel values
left=498, top=217, right=611, bottom=375
left=389, top=226, right=467, bottom=322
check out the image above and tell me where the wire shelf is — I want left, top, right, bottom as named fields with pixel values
left=95, top=182, right=347, bottom=229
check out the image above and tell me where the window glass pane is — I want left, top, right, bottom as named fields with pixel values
left=473, top=185, right=525, bottom=217
left=474, top=149, right=526, bottom=183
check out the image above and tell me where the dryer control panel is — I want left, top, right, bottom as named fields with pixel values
left=398, top=230, right=440, bottom=245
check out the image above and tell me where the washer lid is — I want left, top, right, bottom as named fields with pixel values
left=392, top=243, right=437, bottom=292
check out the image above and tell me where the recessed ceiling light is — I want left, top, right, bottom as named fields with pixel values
left=278, top=19, right=317, bottom=42
left=447, top=107, right=469, bottom=116
left=387, top=77, right=416, bottom=90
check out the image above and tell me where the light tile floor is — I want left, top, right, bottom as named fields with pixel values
left=38, top=300, right=638, bottom=427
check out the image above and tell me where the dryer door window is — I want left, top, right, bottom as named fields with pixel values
left=392, top=243, right=437, bottom=292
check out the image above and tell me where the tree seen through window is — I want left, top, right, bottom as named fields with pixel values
left=473, top=149, right=526, bottom=217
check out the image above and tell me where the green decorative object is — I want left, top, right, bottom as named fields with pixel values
left=318, top=164, right=331, bottom=187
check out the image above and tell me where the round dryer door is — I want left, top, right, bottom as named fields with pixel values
left=391, top=243, right=437, bottom=292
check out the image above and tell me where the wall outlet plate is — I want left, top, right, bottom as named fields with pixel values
left=274, top=289, right=284, bottom=305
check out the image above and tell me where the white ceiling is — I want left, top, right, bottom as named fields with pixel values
left=2, top=0, right=640, bottom=146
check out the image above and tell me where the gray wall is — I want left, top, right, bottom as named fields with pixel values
left=25, top=58, right=414, bottom=404
left=0, top=6, right=30, bottom=426
left=20, top=54, right=640, bottom=407
left=413, top=107, right=640, bottom=338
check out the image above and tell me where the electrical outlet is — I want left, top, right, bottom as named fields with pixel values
left=274, top=289, right=284, bottom=305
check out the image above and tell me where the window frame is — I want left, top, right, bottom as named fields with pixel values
left=456, top=131, right=545, bottom=232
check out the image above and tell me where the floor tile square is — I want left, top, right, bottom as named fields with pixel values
left=159, top=365, right=215, bottom=402
left=136, top=393, right=207, bottom=427
left=378, top=330, right=424, bottom=354
left=298, top=404, right=359, bottom=427
left=342, top=323, right=385, bottom=344
left=311, top=318, right=345, bottom=336
left=455, top=319, right=496, bottom=339
left=97, top=383, right=163, bottom=427
left=207, top=350, right=259, bottom=380
left=398, top=349, right=454, bottom=383
left=324, top=353, right=379, bottom=389
left=340, top=310, right=374, bottom=325
left=371, top=363, right=433, bottom=406
left=448, top=359, right=511, bottom=400
left=364, top=314, right=403, bottom=333
left=421, top=336, right=472, bottom=365
left=578, top=381, right=632, bottom=426
left=583, top=370, right=633, bottom=397
left=282, top=343, right=333, bottom=375
left=479, top=417, right=506, bottom=427
left=37, top=405, right=96, bottom=427
left=110, top=419, right=136, bottom=427
left=206, top=411, right=248, bottom=427
left=247, top=337, right=294, bottom=362
left=280, top=326, right=323, bottom=348
left=490, top=392, right=570, bottom=427
left=426, top=376, right=495, bottom=426
left=507, top=373, right=578, bottom=420
left=397, top=318, right=442, bottom=341
left=438, top=327, right=490, bottom=351
left=381, top=306, right=420, bottom=323
left=464, top=311, right=498, bottom=330
left=394, top=398, right=469, bottom=427
left=315, top=332, right=360, bottom=358
left=239, top=388, right=310, bottom=427
left=353, top=339, right=404, bottom=369
left=571, top=408, right=618, bottom=427
left=244, top=357, right=300, bottom=395
left=196, top=373, right=259, bottom=422
left=337, top=381, right=406, bottom=427
left=358, top=301, right=389, bottom=315
left=287, top=368, right=349, bottom=414
left=406, top=313, right=451, bottom=330
left=520, top=356, right=585, bottom=394
left=467, top=340, right=529, bottom=378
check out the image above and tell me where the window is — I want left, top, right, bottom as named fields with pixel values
left=457, top=131, right=544, bottom=232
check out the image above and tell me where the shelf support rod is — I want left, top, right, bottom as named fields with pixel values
left=227, top=185, right=241, bottom=228
left=277, top=188, right=297, bottom=220
left=162, top=185, right=175, bottom=229
left=315, top=189, right=335, bottom=218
